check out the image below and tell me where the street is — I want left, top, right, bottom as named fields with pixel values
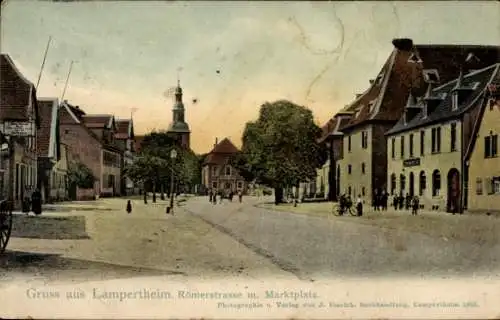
left=1, top=196, right=500, bottom=287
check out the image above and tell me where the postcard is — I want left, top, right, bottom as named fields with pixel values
left=0, top=0, right=499, bottom=319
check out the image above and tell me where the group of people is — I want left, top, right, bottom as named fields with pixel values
left=208, top=189, right=243, bottom=204
left=392, top=193, right=420, bottom=215
left=339, top=190, right=421, bottom=216
left=22, top=185, right=42, bottom=215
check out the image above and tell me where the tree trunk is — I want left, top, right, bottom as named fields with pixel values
left=274, top=187, right=283, bottom=205
left=152, top=182, right=157, bottom=203
left=143, top=187, right=147, bottom=204
left=160, top=182, right=165, bottom=200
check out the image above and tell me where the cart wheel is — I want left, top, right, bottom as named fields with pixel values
left=0, top=200, right=13, bottom=254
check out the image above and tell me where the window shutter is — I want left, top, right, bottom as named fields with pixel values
left=485, top=177, right=493, bottom=195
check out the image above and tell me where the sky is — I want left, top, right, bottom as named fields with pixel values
left=1, top=1, right=498, bottom=154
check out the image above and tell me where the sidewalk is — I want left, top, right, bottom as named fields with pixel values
left=256, top=201, right=500, bottom=246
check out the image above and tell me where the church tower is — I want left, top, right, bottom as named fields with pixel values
left=167, top=80, right=190, bottom=149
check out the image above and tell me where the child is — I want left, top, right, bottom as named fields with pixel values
left=126, top=200, right=132, bottom=214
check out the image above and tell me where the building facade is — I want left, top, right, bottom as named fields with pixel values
left=202, top=138, right=247, bottom=195
left=387, top=64, right=499, bottom=212
left=0, top=54, right=40, bottom=208
left=335, top=39, right=499, bottom=203
left=466, top=79, right=500, bottom=212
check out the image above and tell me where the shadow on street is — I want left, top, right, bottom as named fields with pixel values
left=0, top=250, right=185, bottom=284
left=11, top=215, right=90, bottom=240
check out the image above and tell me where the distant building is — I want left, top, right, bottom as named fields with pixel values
left=59, top=102, right=122, bottom=198
left=386, top=64, right=499, bottom=213
left=166, top=81, right=190, bottom=149
left=0, top=54, right=41, bottom=208
left=115, top=118, right=136, bottom=195
left=202, top=138, right=247, bottom=195
left=466, top=79, right=500, bottom=212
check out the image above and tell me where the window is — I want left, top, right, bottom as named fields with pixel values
left=432, top=170, right=441, bottom=196
left=390, top=174, right=396, bottom=195
left=420, top=131, right=425, bottom=155
left=432, top=127, right=441, bottom=153
left=348, top=136, right=352, bottom=152
left=494, top=178, right=500, bottom=194
left=419, top=171, right=426, bottom=196
left=484, top=133, right=498, bottom=158
left=348, top=186, right=352, bottom=196
left=348, top=165, right=352, bottom=174
left=476, top=178, right=483, bottom=195
left=361, top=131, right=368, bottom=149
left=362, top=187, right=366, bottom=196
left=400, top=136, right=405, bottom=159
left=409, top=134, right=414, bottom=157
left=212, top=166, right=218, bottom=176
left=237, top=181, right=243, bottom=189
left=225, top=166, right=231, bottom=176
left=450, top=123, right=457, bottom=151
left=361, top=163, right=365, bottom=174
left=391, top=138, right=396, bottom=159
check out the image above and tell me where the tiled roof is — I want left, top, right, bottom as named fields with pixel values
left=0, top=54, right=35, bottom=121
left=340, top=40, right=500, bottom=132
left=386, top=64, right=500, bottom=135
left=204, top=138, right=239, bottom=165
left=36, top=98, right=59, bottom=158
left=82, top=114, right=113, bottom=129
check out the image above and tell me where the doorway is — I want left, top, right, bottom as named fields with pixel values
left=447, top=168, right=460, bottom=213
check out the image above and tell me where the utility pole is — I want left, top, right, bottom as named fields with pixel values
left=60, top=60, right=74, bottom=103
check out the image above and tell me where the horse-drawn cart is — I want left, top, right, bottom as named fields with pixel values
left=0, top=200, right=13, bottom=253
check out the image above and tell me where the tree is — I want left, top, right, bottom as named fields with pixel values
left=237, top=100, right=327, bottom=204
left=124, top=153, right=169, bottom=203
left=67, top=162, right=96, bottom=189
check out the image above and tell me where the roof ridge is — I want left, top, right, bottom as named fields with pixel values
left=433, top=63, right=500, bottom=92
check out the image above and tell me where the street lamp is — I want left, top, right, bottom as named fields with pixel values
left=168, top=148, right=177, bottom=214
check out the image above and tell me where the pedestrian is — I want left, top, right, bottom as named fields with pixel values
left=411, top=196, right=419, bottom=215
left=356, top=194, right=363, bottom=217
left=372, top=190, right=378, bottom=212
left=218, top=191, right=223, bottom=204
left=31, top=188, right=42, bottom=215
left=382, top=190, right=388, bottom=211
left=209, top=189, right=213, bottom=203
left=229, top=191, right=234, bottom=202
left=212, top=190, right=217, bottom=205
left=126, top=200, right=132, bottom=214
left=398, top=193, right=404, bottom=210
left=405, top=194, right=412, bottom=210
left=393, top=194, right=398, bottom=211
left=238, top=190, right=243, bottom=203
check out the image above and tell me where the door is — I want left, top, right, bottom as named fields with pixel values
left=409, top=172, right=415, bottom=197
left=447, top=168, right=460, bottom=213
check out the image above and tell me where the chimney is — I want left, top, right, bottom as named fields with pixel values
left=392, top=38, right=414, bottom=51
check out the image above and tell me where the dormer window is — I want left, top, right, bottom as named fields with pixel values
left=376, top=73, right=384, bottom=85
left=423, top=69, right=440, bottom=84
left=368, top=99, right=377, bottom=113
left=452, top=91, right=459, bottom=111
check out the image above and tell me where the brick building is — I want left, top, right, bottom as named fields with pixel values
left=386, top=64, right=499, bottom=213
left=202, top=138, right=247, bottom=195
left=59, top=101, right=122, bottom=198
left=0, top=54, right=40, bottom=208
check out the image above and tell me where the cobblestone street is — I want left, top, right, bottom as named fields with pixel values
left=1, top=197, right=294, bottom=286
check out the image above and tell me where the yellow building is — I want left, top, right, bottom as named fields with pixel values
left=465, top=78, right=500, bottom=212
left=386, top=64, right=499, bottom=213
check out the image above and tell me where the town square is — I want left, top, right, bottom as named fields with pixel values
left=0, top=1, right=500, bottom=318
